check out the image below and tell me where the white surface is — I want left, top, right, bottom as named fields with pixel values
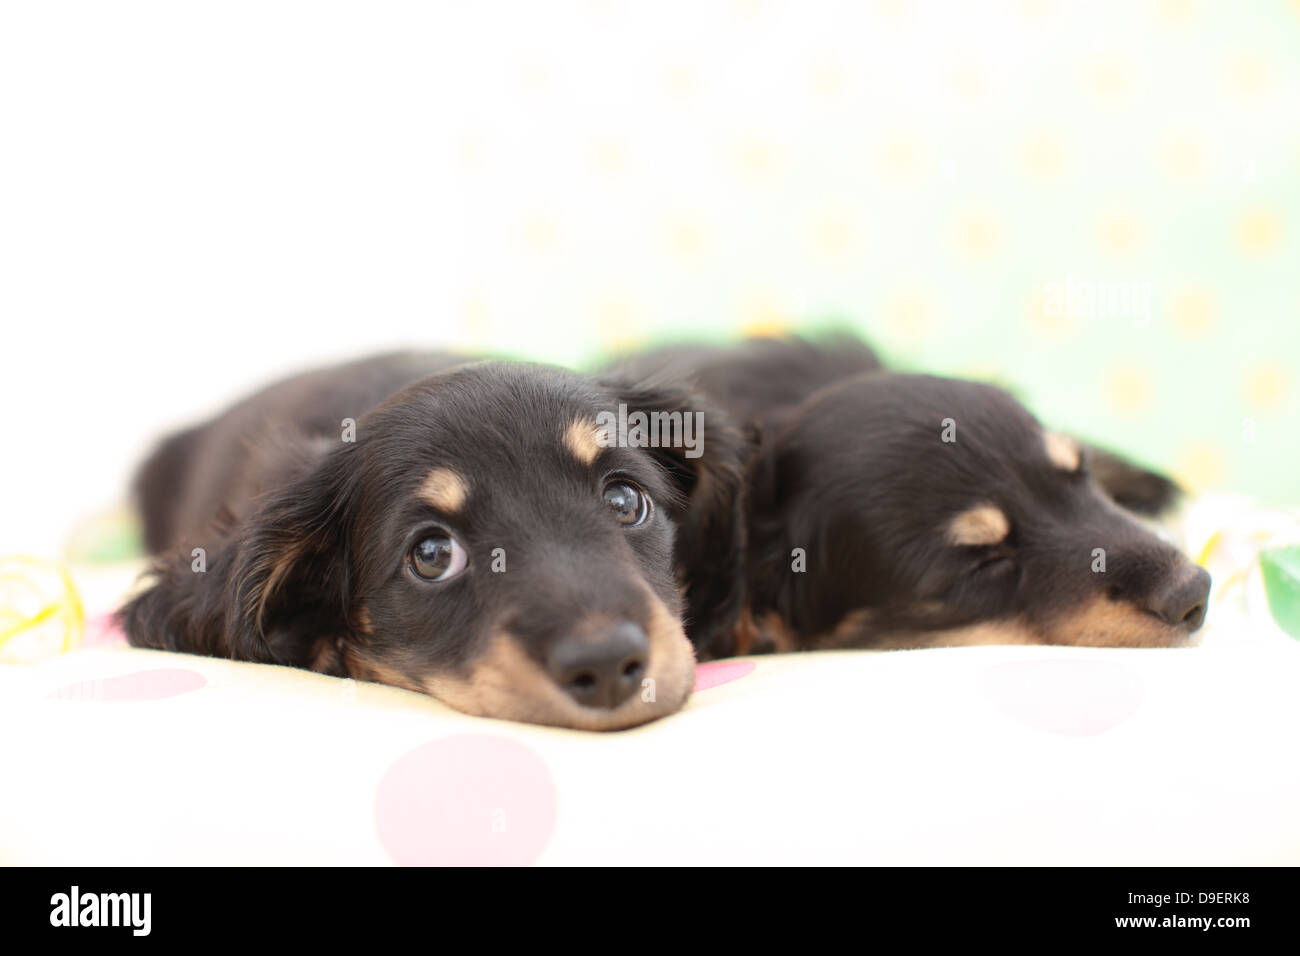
left=2, top=637, right=1298, bottom=866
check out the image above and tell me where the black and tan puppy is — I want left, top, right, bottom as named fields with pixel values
left=741, top=371, right=1211, bottom=653
left=122, top=353, right=747, bottom=729
left=609, top=335, right=1210, bottom=657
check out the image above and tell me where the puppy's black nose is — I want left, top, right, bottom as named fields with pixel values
left=548, top=621, right=649, bottom=709
left=1145, top=566, right=1211, bottom=630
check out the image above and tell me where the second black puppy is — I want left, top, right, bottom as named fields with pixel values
left=741, top=371, right=1211, bottom=653
left=613, top=336, right=1211, bottom=657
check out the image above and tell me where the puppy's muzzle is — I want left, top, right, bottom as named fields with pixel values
left=417, top=589, right=696, bottom=730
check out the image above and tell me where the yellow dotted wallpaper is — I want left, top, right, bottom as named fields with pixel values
left=441, top=0, right=1298, bottom=504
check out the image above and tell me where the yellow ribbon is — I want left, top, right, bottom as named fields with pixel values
left=0, top=556, right=84, bottom=660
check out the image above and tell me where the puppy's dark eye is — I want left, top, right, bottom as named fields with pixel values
left=410, top=532, right=468, bottom=581
left=603, top=480, right=650, bottom=527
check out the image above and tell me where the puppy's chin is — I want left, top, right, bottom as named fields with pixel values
left=1041, top=597, right=1204, bottom=648
left=347, top=595, right=696, bottom=731
left=817, top=603, right=1204, bottom=650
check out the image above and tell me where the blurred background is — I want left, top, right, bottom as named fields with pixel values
left=1, top=0, right=1297, bottom=558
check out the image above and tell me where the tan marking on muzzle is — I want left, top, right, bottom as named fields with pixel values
left=947, top=504, right=1010, bottom=547
left=816, top=596, right=1199, bottom=650
left=417, top=468, right=469, bottom=512
left=1039, top=595, right=1199, bottom=647
left=422, top=586, right=696, bottom=730
left=1044, top=431, right=1081, bottom=472
left=564, top=418, right=604, bottom=466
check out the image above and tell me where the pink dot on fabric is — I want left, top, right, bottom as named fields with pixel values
left=83, top=612, right=128, bottom=647
left=693, top=659, right=756, bottom=692
left=983, top=659, right=1143, bottom=736
left=375, top=734, right=557, bottom=867
left=48, top=668, right=207, bottom=702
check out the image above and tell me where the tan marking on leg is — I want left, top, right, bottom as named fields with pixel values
left=565, top=419, right=604, bottom=466
left=729, top=607, right=802, bottom=657
left=751, top=611, right=798, bottom=653
left=353, top=606, right=373, bottom=637
left=417, top=468, right=469, bottom=512
left=947, top=504, right=1010, bottom=546
left=1044, top=431, right=1081, bottom=472
left=731, top=606, right=760, bottom=657
left=308, top=636, right=342, bottom=673
left=815, top=608, right=873, bottom=649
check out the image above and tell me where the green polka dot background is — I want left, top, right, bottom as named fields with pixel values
left=448, top=0, right=1299, bottom=505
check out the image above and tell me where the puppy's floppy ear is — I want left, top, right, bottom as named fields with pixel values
left=1082, top=442, right=1183, bottom=516
left=740, top=425, right=819, bottom=641
left=600, top=376, right=755, bottom=659
left=120, top=441, right=359, bottom=671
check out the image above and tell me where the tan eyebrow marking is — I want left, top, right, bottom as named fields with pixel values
left=417, top=468, right=469, bottom=512
left=565, top=418, right=603, bottom=466
left=948, top=504, right=1010, bottom=547
left=1044, top=431, right=1081, bottom=472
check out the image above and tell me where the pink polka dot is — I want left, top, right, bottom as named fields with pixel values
left=83, top=612, right=128, bottom=647
left=48, top=668, right=207, bottom=701
left=375, top=734, right=557, bottom=867
left=693, top=659, right=756, bottom=692
left=983, top=659, right=1143, bottom=736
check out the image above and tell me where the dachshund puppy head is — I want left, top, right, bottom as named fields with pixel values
left=747, top=372, right=1211, bottom=650
left=124, top=362, right=747, bottom=730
